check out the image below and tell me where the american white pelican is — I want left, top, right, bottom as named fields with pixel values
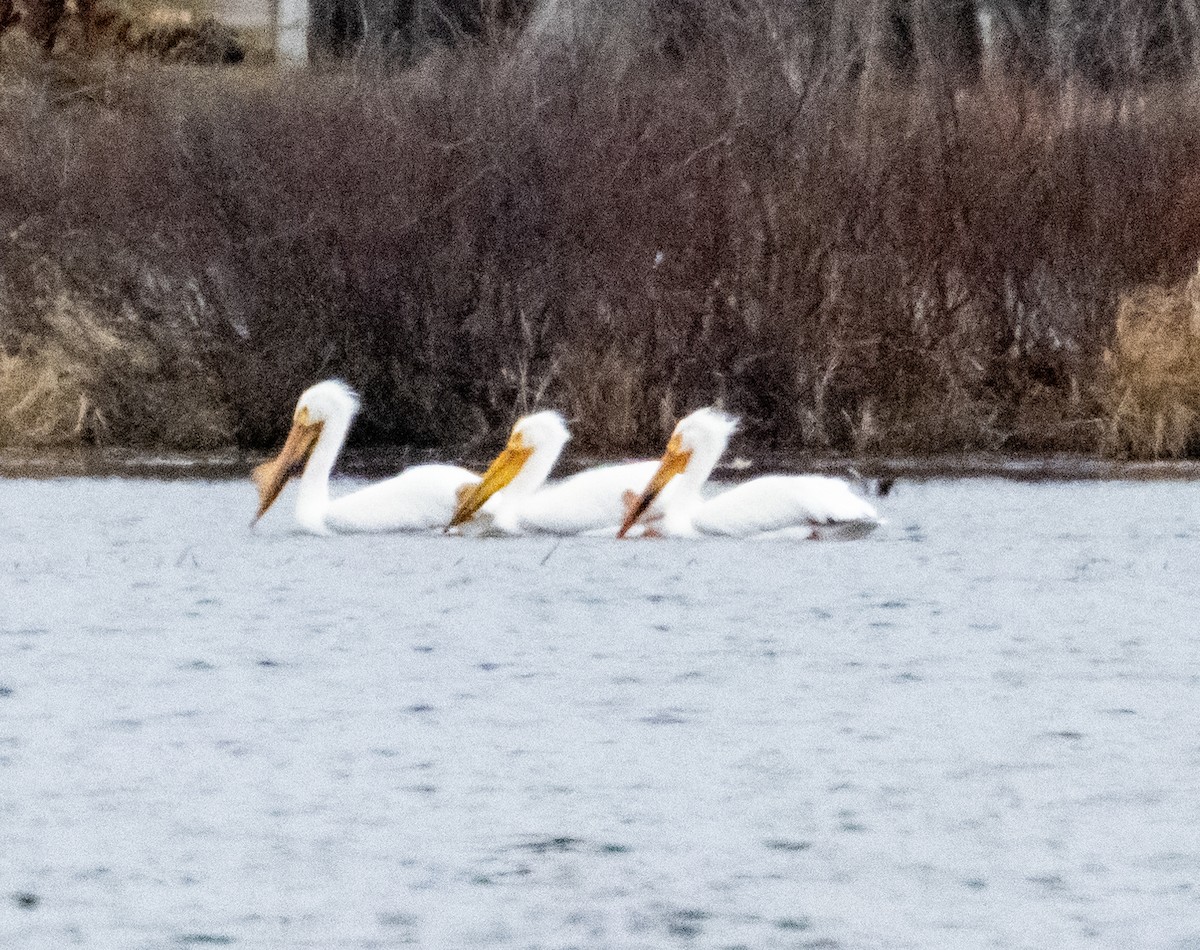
left=618, top=407, right=882, bottom=540
left=447, top=410, right=670, bottom=535
left=252, top=380, right=479, bottom=534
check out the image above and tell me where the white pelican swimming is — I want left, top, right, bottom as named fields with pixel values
left=618, top=407, right=882, bottom=540
left=252, top=380, right=479, bottom=534
left=447, top=410, right=671, bottom=535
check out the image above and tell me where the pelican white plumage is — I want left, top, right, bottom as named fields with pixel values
left=252, top=380, right=479, bottom=534
left=447, top=410, right=669, bottom=535
left=618, top=407, right=882, bottom=540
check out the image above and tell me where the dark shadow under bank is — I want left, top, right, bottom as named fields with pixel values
left=2, top=449, right=1199, bottom=482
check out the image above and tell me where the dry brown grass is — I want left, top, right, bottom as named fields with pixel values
left=0, top=0, right=244, bottom=61
left=1104, top=263, right=1200, bottom=458
left=0, top=343, right=90, bottom=446
left=0, top=240, right=234, bottom=449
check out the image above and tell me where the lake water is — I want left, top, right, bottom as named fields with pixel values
left=2, top=476, right=1199, bottom=949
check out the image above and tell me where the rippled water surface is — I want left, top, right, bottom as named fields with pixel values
left=2, top=477, right=1199, bottom=949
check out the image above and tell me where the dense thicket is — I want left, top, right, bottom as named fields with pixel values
left=2, top=4, right=1200, bottom=457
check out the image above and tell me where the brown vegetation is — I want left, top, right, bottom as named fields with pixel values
left=1105, top=264, right=1200, bottom=458
left=2, top=15, right=1200, bottom=457
left=0, top=0, right=243, bottom=61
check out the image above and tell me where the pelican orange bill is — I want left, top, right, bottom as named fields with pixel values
left=447, top=431, right=534, bottom=528
left=252, top=409, right=323, bottom=522
left=617, top=435, right=691, bottom=538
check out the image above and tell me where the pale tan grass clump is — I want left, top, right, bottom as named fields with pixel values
left=0, top=342, right=92, bottom=447
left=97, top=4, right=244, bottom=63
left=0, top=274, right=235, bottom=449
left=1104, top=263, right=1200, bottom=458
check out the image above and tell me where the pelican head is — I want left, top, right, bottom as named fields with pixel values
left=618, top=407, right=737, bottom=538
left=252, top=380, right=361, bottom=522
left=448, top=410, right=570, bottom=528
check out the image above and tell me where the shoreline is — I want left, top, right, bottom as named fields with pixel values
left=3, top=448, right=1199, bottom=482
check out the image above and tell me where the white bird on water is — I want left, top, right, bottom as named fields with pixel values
left=447, top=410, right=670, bottom=536
left=618, top=407, right=882, bottom=540
left=252, top=380, right=479, bottom=534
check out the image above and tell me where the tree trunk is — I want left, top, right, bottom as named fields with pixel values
left=24, top=0, right=66, bottom=51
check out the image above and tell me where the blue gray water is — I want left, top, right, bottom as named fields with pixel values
left=2, top=477, right=1199, bottom=949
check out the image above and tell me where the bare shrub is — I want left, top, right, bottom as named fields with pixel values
left=4, top=15, right=1200, bottom=458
